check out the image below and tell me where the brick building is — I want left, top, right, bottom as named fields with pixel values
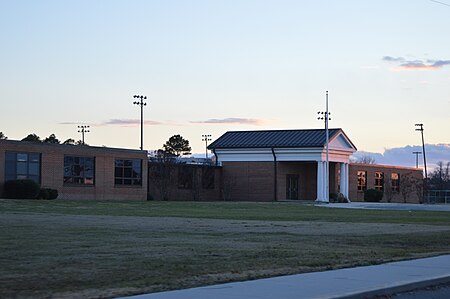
left=0, top=139, right=148, bottom=200
left=147, top=162, right=222, bottom=201
left=209, top=129, right=423, bottom=203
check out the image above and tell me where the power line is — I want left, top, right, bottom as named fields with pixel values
left=430, top=0, right=450, bottom=7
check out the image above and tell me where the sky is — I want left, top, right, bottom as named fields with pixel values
left=0, top=0, right=449, bottom=169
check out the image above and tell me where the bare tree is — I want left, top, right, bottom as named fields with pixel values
left=149, top=151, right=176, bottom=201
left=0, top=132, right=7, bottom=140
left=356, top=154, right=376, bottom=164
left=399, top=174, right=413, bottom=203
left=222, top=175, right=237, bottom=201
left=383, top=176, right=393, bottom=203
left=411, top=177, right=424, bottom=204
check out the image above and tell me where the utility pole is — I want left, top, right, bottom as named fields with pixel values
left=202, top=134, right=212, bottom=159
left=412, top=151, right=422, bottom=168
left=317, top=91, right=331, bottom=203
left=133, top=95, right=147, bottom=150
left=415, top=124, right=428, bottom=203
left=415, top=124, right=427, bottom=180
left=77, top=125, right=90, bottom=145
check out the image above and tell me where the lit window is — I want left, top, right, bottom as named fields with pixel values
left=357, top=171, right=367, bottom=191
left=391, top=173, right=400, bottom=192
left=375, top=172, right=384, bottom=191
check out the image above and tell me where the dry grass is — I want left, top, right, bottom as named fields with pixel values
left=1, top=200, right=450, bottom=298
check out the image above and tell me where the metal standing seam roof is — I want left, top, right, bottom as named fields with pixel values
left=208, top=128, right=343, bottom=149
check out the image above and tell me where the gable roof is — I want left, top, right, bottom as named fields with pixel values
left=209, top=128, right=356, bottom=150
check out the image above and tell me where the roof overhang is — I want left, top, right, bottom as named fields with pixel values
left=213, top=130, right=356, bottom=163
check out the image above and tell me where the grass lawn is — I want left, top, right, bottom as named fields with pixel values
left=1, top=199, right=450, bottom=298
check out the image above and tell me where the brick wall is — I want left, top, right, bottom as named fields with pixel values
left=0, top=140, right=148, bottom=200
left=222, top=162, right=274, bottom=201
left=148, top=163, right=222, bottom=201
left=277, top=162, right=317, bottom=200
left=348, top=163, right=423, bottom=203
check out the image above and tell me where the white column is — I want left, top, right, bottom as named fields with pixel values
left=345, top=163, right=350, bottom=201
left=340, top=163, right=346, bottom=196
left=316, top=161, right=324, bottom=202
left=316, top=161, right=328, bottom=202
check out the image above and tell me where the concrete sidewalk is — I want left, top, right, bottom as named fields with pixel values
left=121, top=255, right=450, bottom=299
left=319, top=202, right=450, bottom=212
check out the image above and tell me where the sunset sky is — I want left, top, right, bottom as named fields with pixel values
left=1, top=0, right=449, bottom=168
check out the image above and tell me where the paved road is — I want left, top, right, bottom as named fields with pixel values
left=389, top=282, right=450, bottom=299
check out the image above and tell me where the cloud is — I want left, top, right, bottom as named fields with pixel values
left=382, top=56, right=450, bottom=70
left=351, top=144, right=450, bottom=171
left=382, top=56, right=405, bottom=62
left=59, top=121, right=89, bottom=125
left=95, top=119, right=165, bottom=127
left=191, top=118, right=266, bottom=125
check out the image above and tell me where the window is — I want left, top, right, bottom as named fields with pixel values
left=357, top=171, right=367, bottom=191
left=391, top=173, right=400, bottom=192
left=64, top=156, right=95, bottom=185
left=202, top=167, right=215, bottom=189
left=375, top=172, right=384, bottom=191
left=115, top=159, right=142, bottom=186
left=178, top=166, right=194, bottom=189
left=5, top=152, right=41, bottom=183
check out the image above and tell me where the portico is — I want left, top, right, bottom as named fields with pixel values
left=209, top=129, right=357, bottom=202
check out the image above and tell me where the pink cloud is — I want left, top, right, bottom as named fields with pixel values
left=382, top=56, right=450, bottom=71
left=191, top=118, right=266, bottom=126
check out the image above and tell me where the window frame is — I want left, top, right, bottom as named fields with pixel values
left=391, top=172, right=400, bottom=192
left=5, top=151, right=41, bottom=183
left=375, top=172, right=384, bottom=191
left=114, top=159, right=142, bottom=186
left=63, top=156, right=95, bottom=186
left=357, top=171, right=367, bottom=192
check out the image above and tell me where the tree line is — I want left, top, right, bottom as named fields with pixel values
left=0, top=131, right=86, bottom=145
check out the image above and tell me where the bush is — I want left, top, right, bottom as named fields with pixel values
left=364, top=189, right=383, bottom=202
left=38, top=188, right=58, bottom=200
left=330, top=192, right=348, bottom=203
left=3, top=179, right=40, bottom=199
left=47, top=188, right=58, bottom=200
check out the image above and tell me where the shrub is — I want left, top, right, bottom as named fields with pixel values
left=3, top=179, right=40, bottom=199
left=38, top=188, right=58, bottom=200
left=38, top=188, right=49, bottom=199
left=330, top=192, right=348, bottom=203
left=364, top=189, right=383, bottom=202
left=47, top=188, right=58, bottom=200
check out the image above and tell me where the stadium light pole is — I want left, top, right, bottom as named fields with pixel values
left=202, top=134, right=212, bottom=159
left=133, top=95, right=147, bottom=150
left=412, top=151, right=422, bottom=168
left=77, top=125, right=90, bottom=145
left=317, top=91, right=331, bottom=203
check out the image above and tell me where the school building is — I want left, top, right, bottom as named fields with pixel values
left=1, top=128, right=423, bottom=203
left=0, top=139, right=148, bottom=200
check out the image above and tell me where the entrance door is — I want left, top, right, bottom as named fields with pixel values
left=286, top=174, right=299, bottom=200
